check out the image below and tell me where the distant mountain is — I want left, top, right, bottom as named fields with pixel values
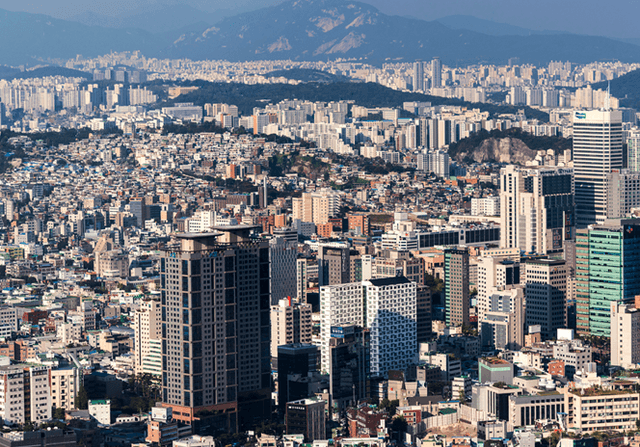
left=434, top=15, right=561, bottom=37
left=2, top=0, right=640, bottom=67
left=0, top=8, right=165, bottom=66
left=68, top=4, right=229, bottom=34
left=163, top=0, right=640, bottom=65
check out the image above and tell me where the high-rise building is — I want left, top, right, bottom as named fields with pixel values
left=575, top=219, right=640, bottom=336
left=500, top=165, right=575, bottom=255
left=413, top=61, right=424, bottom=92
left=0, top=365, right=51, bottom=425
left=627, top=129, right=640, bottom=172
left=480, top=287, right=525, bottom=351
left=610, top=300, right=640, bottom=369
left=159, top=227, right=271, bottom=433
left=444, top=248, right=470, bottom=327
left=477, top=255, right=520, bottom=325
left=573, top=110, right=623, bottom=226
left=285, top=398, right=326, bottom=442
left=328, top=325, right=370, bottom=410
left=271, top=298, right=312, bottom=359
left=277, top=344, right=318, bottom=411
left=524, top=259, right=567, bottom=340
left=269, top=236, right=298, bottom=305
left=431, top=57, right=442, bottom=89
left=318, top=245, right=351, bottom=286
left=133, top=298, right=162, bottom=377
left=320, top=277, right=416, bottom=377
left=606, top=169, right=640, bottom=219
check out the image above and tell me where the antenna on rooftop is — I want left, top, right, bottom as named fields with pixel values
left=605, top=81, right=611, bottom=110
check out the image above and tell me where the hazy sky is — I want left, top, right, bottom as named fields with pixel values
left=0, top=0, right=638, bottom=39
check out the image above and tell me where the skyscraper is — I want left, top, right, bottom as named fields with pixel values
left=524, top=259, right=567, bottom=340
left=444, top=248, right=470, bottom=327
left=575, top=219, right=640, bottom=337
left=159, top=226, right=270, bottom=433
left=500, top=165, right=575, bottom=255
left=413, top=61, right=424, bottom=92
left=431, top=57, right=442, bottom=89
left=573, top=110, right=623, bottom=226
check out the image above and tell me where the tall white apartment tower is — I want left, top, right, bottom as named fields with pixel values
left=573, top=109, right=623, bottom=226
left=413, top=61, right=424, bottom=92
left=610, top=300, right=640, bottom=369
left=319, top=277, right=416, bottom=377
left=133, top=298, right=162, bottom=376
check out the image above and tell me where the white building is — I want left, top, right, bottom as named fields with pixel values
left=270, top=298, right=312, bottom=358
left=89, top=399, right=111, bottom=425
left=320, top=277, right=416, bottom=377
left=500, top=165, right=574, bottom=255
left=606, top=170, right=640, bottom=219
left=0, top=365, right=51, bottom=425
left=174, top=436, right=217, bottom=447
left=51, top=366, right=81, bottom=411
left=133, top=298, right=162, bottom=376
left=573, top=109, right=623, bottom=226
left=57, top=321, right=82, bottom=345
left=471, top=197, right=500, bottom=216
left=610, top=301, right=640, bottom=369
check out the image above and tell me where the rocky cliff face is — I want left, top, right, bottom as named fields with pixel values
left=452, top=137, right=537, bottom=164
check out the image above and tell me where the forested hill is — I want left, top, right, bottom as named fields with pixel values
left=164, top=81, right=550, bottom=121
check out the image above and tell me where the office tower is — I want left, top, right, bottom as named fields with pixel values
left=318, top=245, right=351, bottom=286
left=480, top=287, right=525, bottom=351
left=500, top=165, right=575, bottom=255
left=431, top=57, right=442, bottom=89
left=269, top=236, right=298, bottom=305
left=285, top=398, right=326, bottom=442
left=610, top=300, right=640, bottom=369
left=271, top=298, right=312, bottom=359
left=160, top=227, right=270, bottom=433
left=297, top=257, right=316, bottom=304
left=606, top=170, right=640, bottom=218
left=573, top=110, right=623, bottom=226
left=320, top=277, right=416, bottom=377
left=277, top=344, right=318, bottom=411
left=575, top=219, right=640, bottom=337
left=129, top=198, right=147, bottom=228
left=477, top=255, right=521, bottom=325
left=416, top=286, right=432, bottom=343
left=328, top=325, right=370, bottom=410
left=524, top=259, right=567, bottom=340
left=413, top=61, right=424, bottom=92
left=133, top=298, right=162, bottom=377
left=444, top=248, right=470, bottom=327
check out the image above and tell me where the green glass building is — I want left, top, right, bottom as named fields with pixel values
left=576, top=219, right=640, bottom=336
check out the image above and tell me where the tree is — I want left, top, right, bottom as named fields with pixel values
left=53, top=407, right=66, bottom=420
left=75, top=384, right=88, bottom=409
left=391, top=416, right=408, bottom=434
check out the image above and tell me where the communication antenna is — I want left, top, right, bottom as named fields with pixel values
left=605, top=80, right=611, bottom=110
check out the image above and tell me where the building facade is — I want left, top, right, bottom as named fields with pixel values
left=573, top=109, right=623, bottom=226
